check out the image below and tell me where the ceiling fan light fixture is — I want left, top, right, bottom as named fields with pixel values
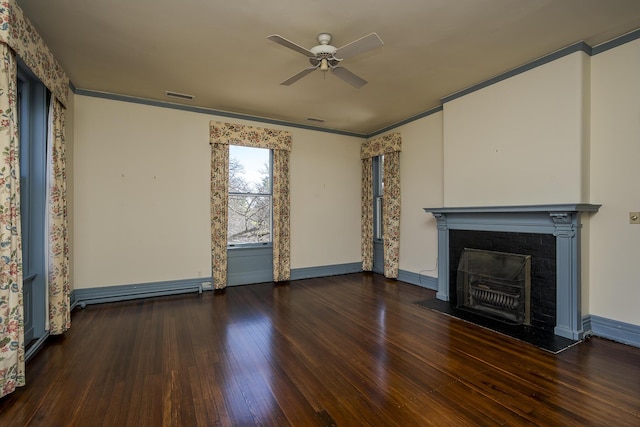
left=320, top=58, right=329, bottom=72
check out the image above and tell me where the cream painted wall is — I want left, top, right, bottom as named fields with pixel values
left=73, top=96, right=211, bottom=288
left=396, top=112, right=443, bottom=279
left=589, top=39, right=640, bottom=326
left=442, top=52, right=590, bottom=207
left=72, top=95, right=362, bottom=289
left=289, top=130, right=362, bottom=268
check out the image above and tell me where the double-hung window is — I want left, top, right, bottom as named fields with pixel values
left=227, top=145, right=272, bottom=246
left=17, top=62, right=48, bottom=350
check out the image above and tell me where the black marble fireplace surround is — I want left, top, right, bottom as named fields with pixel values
left=423, top=204, right=600, bottom=349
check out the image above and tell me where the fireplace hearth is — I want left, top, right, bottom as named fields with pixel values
left=422, top=204, right=600, bottom=349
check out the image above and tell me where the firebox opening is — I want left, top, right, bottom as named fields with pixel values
left=456, top=248, right=531, bottom=325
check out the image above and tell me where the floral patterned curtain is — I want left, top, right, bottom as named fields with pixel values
left=0, top=1, right=70, bottom=398
left=210, top=122, right=292, bottom=288
left=382, top=151, right=401, bottom=278
left=0, top=43, right=25, bottom=399
left=361, top=132, right=402, bottom=279
left=210, top=142, right=229, bottom=289
left=48, top=99, right=70, bottom=334
left=361, top=157, right=373, bottom=271
left=272, top=149, right=290, bottom=281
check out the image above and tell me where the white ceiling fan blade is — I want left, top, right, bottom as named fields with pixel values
left=281, top=66, right=318, bottom=86
left=268, top=34, right=315, bottom=57
left=331, top=66, right=368, bottom=88
left=335, top=33, right=383, bottom=60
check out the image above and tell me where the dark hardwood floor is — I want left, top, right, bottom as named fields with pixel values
left=1, top=273, right=639, bottom=426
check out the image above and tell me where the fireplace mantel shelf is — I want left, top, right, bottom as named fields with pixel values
left=424, top=204, right=601, bottom=214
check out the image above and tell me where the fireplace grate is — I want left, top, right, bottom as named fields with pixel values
left=457, top=248, right=531, bottom=325
left=470, top=282, right=521, bottom=311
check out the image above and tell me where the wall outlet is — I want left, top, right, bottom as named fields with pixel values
left=630, top=212, right=640, bottom=224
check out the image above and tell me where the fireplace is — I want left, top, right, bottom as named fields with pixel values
left=424, top=204, right=600, bottom=342
left=456, top=248, right=531, bottom=325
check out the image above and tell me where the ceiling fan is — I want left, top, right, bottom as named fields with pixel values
left=267, top=32, right=384, bottom=88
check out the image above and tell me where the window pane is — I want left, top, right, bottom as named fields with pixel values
left=227, top=145, right=272, bottom=245
left=229, top=145, right=270, bottom=194
left=373, top=155, right=384, bottom=240
left=375, top=196, right=383, bottom=239
left=228, top=195, right=272, bottom=244
left=380, top=154, right=384, bottom=194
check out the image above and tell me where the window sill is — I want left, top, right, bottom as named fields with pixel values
left=228, top=243, right=273, bottom=250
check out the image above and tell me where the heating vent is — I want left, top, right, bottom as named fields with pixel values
left=165, top=91, right=194, bottom=100
left=306, top=117, right=325, bottom=123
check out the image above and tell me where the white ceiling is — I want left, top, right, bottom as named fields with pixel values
left=17, top=0, right=640, bottom=135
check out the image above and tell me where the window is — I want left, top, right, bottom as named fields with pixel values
left=373, top=154, right=384, bottom=240
left=228, top=145, right=272, bottom=246
left=17, top=62, right=48, bottom=350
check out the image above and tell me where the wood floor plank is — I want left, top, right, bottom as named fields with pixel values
left=1, top=273, right=639, bottom=426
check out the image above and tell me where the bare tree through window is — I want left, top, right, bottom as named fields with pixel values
left=228, top=146, right=272, bottom=245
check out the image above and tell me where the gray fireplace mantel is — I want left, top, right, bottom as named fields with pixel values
left=423, top=204, right=600, bottom=340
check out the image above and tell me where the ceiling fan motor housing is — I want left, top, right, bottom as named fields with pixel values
left=309, top=34, right=339, bottom=68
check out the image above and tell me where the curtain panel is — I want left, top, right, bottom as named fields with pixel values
left=382, top=151, right=401, bottom=278
left=361, top=158, right=373, bottom=271
left=209, top=122, right=292, bottom=288
left=272, top=149, right=290, bottom=281
left=0, top=1, right=70, bottom=398
left=361, top=132, right=401, bottom=279
left=210, top=142, right=229, bottom=289
left=47, top=99, right=70, bottom=334
left=0, top=43, right=24, bottom=398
